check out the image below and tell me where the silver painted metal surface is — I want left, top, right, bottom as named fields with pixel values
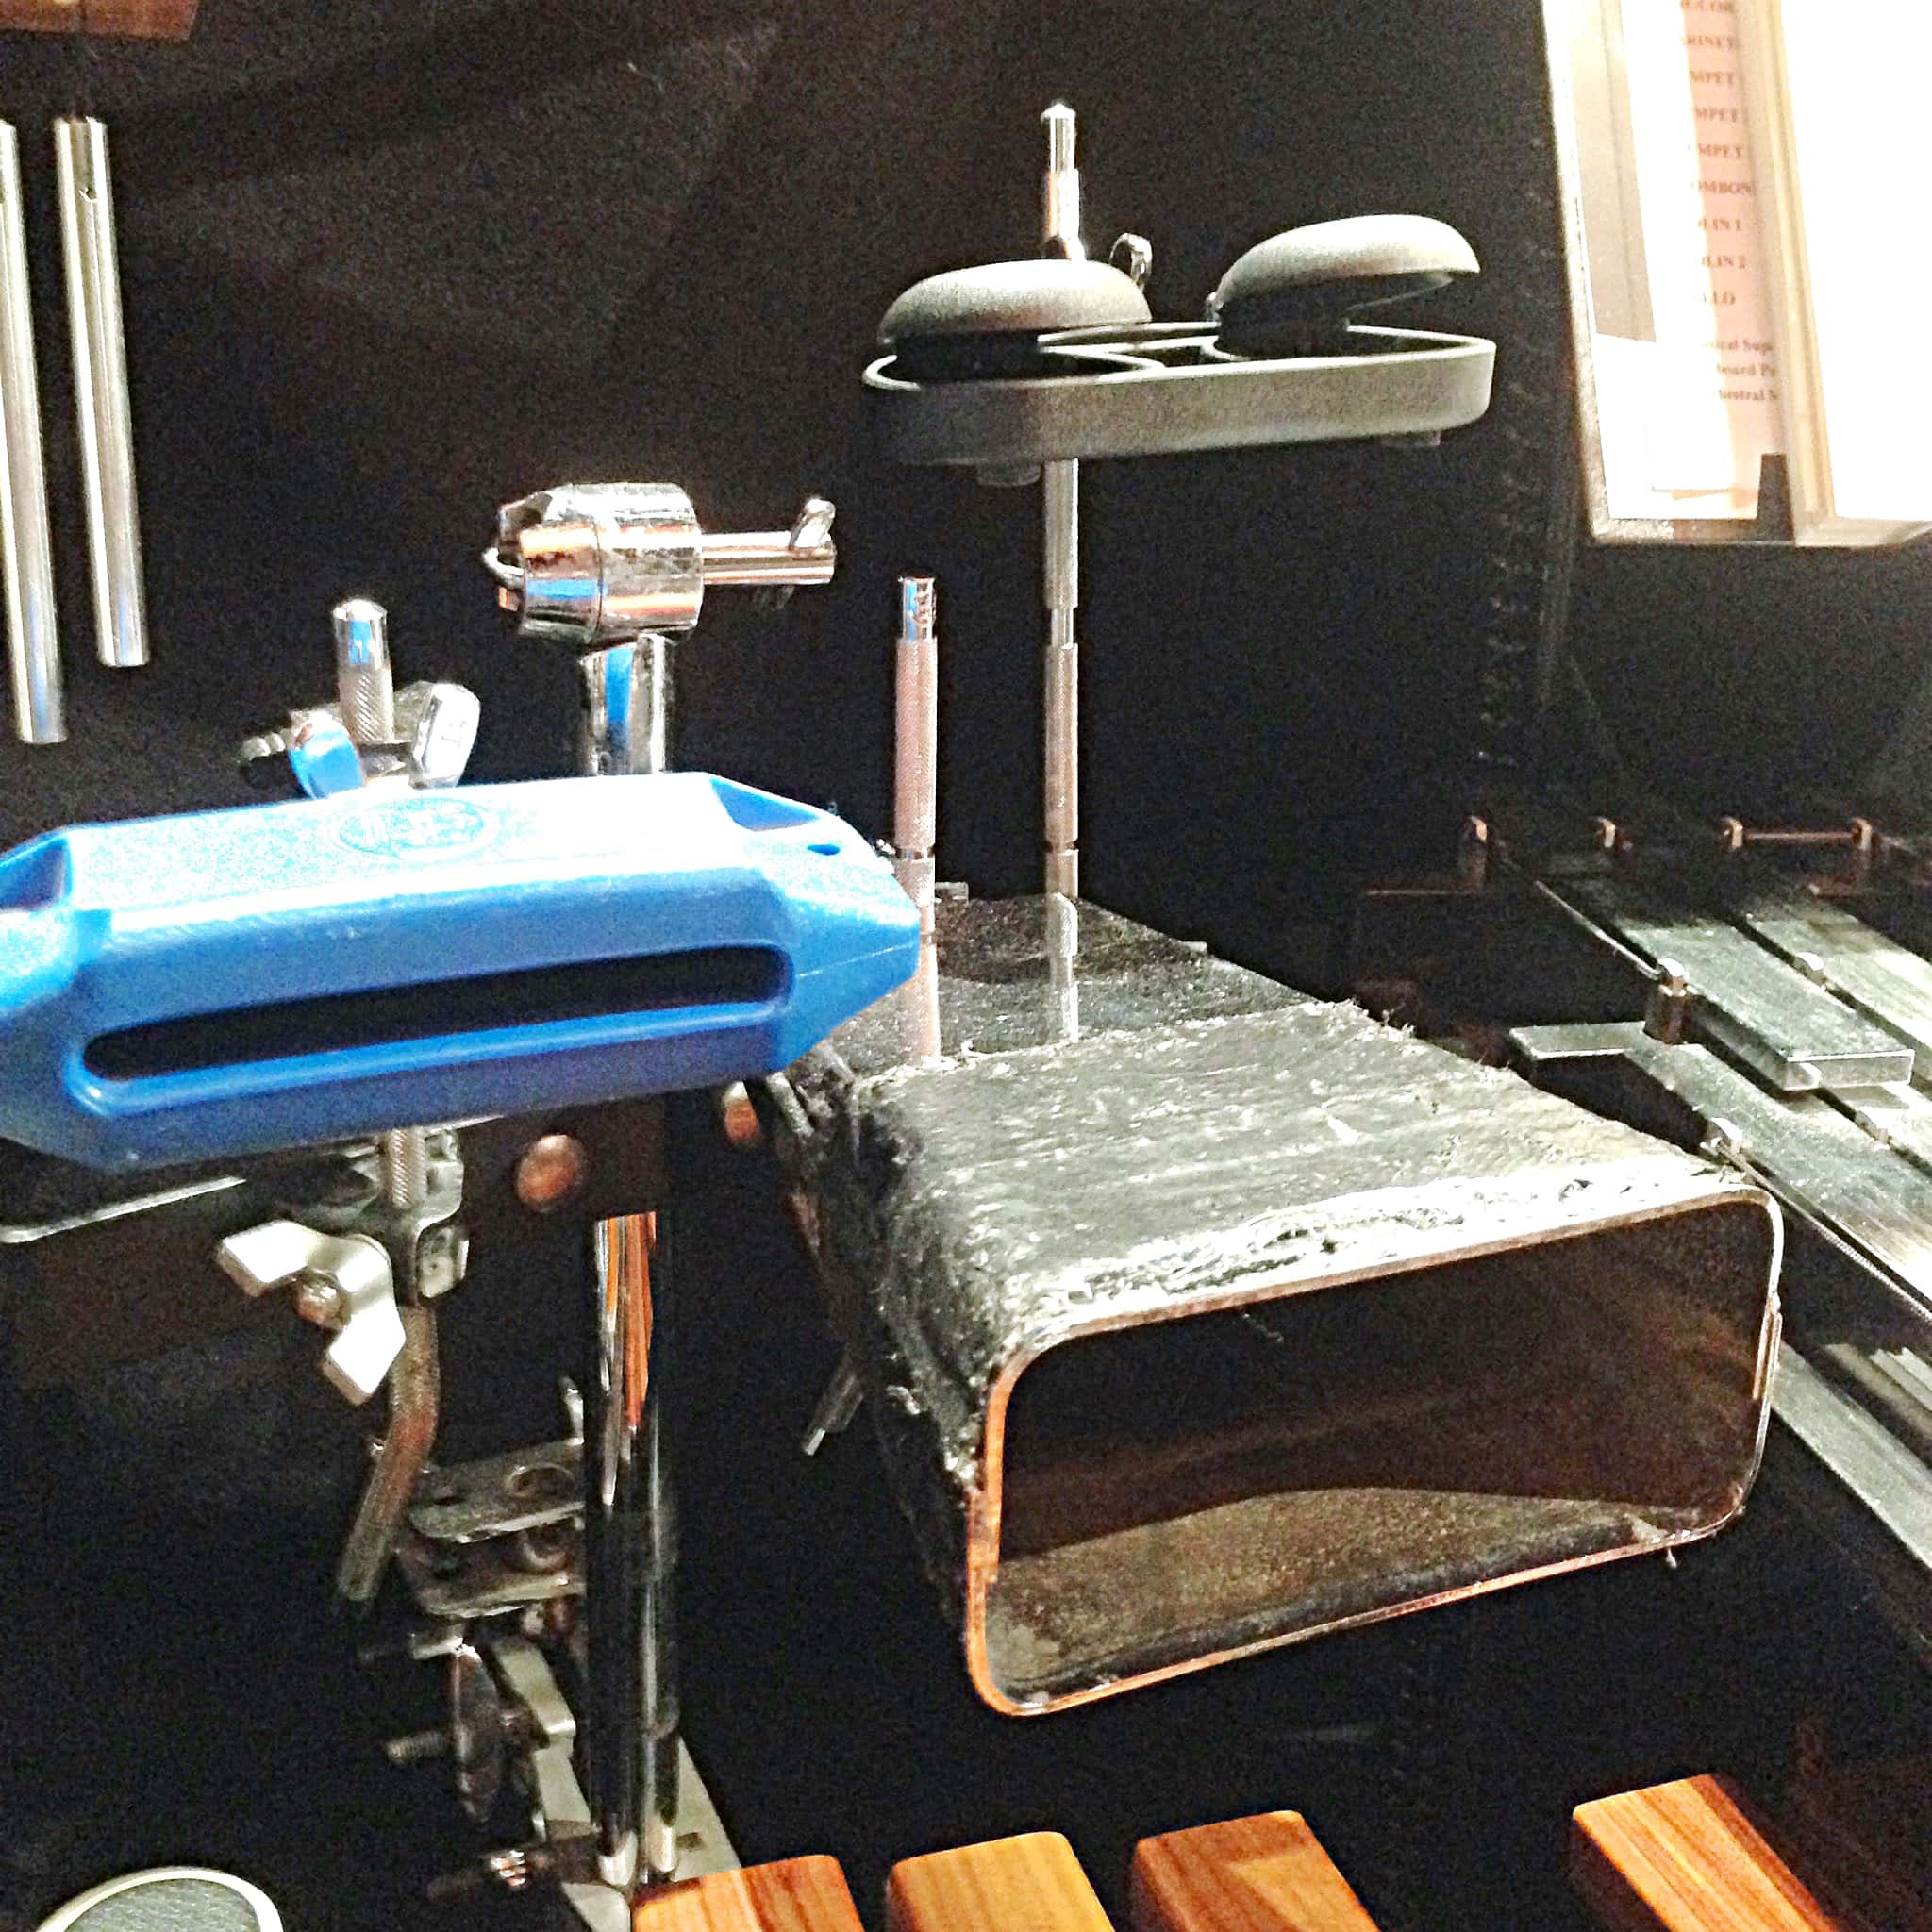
left=393, top=1523, right=581, bottom=1620
left=1510, top=1022, right=1932, bottom=1317
left=54, top=117, right=147, bottom=673
left=1817, top=1341, right=1932, bottom=1461
left=1, top=122, right=62, bottom=743
left=1771, top=1345, right=1932, bottom=1584
left=458, top=1629, right=734, bottom=1932
left=788, top=901, right=1780, bottom=1713
left=553, top=1749, right=736, bottom=1932
left=1734, top=887, right=1932, bottom=1082
left=1560, top=878, right=1913, bottom=1091
left=409, top=1437, right=582, bottom=1544
left=1832, top=1080, right=1932, bottom=1180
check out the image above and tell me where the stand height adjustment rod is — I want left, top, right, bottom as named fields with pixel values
left=1041, top=106, right=1082, bottom=902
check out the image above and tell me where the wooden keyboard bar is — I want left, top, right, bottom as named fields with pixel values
left=888, top=1831, right=1115, bottom=1932
left=1130, top=1811, right=1385, bottom=1932
left=0, top=1, right=197, bottom=38
left=1571, top=1775, right=1852, bottom=1932
left=635, top=1857, right=866, bottom=1932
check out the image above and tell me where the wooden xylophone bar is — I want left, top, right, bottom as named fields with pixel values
left=626, top=1767, right=1924, bottom=1932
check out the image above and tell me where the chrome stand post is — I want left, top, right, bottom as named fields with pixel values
left=484, top=483, right=838, bottom=1901
left=578, top=634, right=681, bottom=1891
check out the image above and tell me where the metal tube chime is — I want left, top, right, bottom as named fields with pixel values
left=55, top=116, right=147, bottom=674
left=1, top=123, right=62, bottom=744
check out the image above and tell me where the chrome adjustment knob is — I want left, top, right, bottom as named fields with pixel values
left=484, top=482, right=837, bottom=648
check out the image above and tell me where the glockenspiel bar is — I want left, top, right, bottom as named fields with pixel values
left=886, top=1832, right=1115, bottom=1932
left=631, top=1856, right=865, bottom=1932
left=1570, top=1775, right=1850, bottom=1932
left=1128, top=1812, right=1385, bottom=1932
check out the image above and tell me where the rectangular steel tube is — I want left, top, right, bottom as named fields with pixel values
left=784, top=900, right=1782, bottom=1714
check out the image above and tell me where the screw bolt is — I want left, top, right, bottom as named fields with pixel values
left=384, top=1726, right=452, bottom=1767
left=718, top=1081, right=762, bottom=1150
left=291, top=1276, right=345, bottom=1327
left=514, top=1134, right=591, bottom=1214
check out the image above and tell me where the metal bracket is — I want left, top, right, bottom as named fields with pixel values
left=410, top=1439, right=583, bottom=1545
left=299, top=1129, right=468, bottom=1301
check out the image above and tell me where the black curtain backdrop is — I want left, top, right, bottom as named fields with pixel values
left=0, top=0, right=1924, bottom=968
left=4, top=12, right=1931, bottom=1926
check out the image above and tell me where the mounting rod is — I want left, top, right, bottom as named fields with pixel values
left=1041, top=104, right=1081, bottom=901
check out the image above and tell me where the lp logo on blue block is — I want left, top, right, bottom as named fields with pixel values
left=335, top=797, right=498, bottom=860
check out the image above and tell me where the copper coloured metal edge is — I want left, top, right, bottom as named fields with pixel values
left=960, top=1181, right=1784, bottom=1716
